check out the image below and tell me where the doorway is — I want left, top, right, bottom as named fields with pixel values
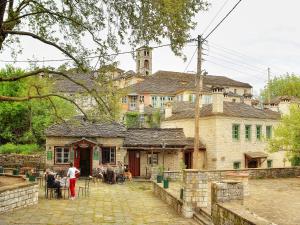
left=79, top=148, right=91, bottom=176
left=128, top=151, right=140, bottom=177
left=184, top=151, right=193, bottom=169
left=247, top=159, right=258, bottom=168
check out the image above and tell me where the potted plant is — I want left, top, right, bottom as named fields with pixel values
left=156, top=165, right=164, bottom=183
left=163, top=176, right=170, bottom=189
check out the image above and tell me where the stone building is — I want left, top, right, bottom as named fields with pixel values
left=45, top=118, right=196, bottom=177
left=161, top=87, right=291, bottom=170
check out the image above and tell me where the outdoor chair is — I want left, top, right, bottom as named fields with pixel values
left=78, top=177, right=91, bottom=197
left=60, top=178, right=70, bottom=199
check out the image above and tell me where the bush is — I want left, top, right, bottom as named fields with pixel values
left=0, top=143, right=43, bottom=155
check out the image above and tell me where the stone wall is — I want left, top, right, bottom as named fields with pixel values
left=152, top=181, right=182, bottom=215
left=211, top=181, right=274, bottom=225
left=164, top=167, right=300, bottom=182
left=182, top=169, right=208, bottom=218
left=163, top=171, right=183, bottom=181
left=0, top=176, right=39, bottom=214
left=0, top=154, right=45, bottom=169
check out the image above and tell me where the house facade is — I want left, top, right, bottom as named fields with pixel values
left=161, top=87, right=291, bottom=170
left=45, top=118, right=197, bottom=177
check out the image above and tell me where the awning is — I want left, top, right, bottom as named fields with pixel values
left=245, top=152, right=268, bottom=159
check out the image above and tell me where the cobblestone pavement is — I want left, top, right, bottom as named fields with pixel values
left=244, top=178, right=300, bottom=225
left=0, top=181, right=197, bottom=225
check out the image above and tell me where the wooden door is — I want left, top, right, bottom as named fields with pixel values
left=184, top=151, right=193, bottom=169
left=80, top=148, right=91, bottom=176
left=128, top=151, right=140, bottom=177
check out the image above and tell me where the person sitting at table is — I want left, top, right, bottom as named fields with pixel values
left=46, top=171, right=62, bottom=198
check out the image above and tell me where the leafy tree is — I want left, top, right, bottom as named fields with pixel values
left=0, top=0, right=209, bottom=119
left=268, top=105, right=300, bottom=161
left=125, top=111, right=140, bottom=128
left=0, top=66, right=76, bottom=145
left=261, top=74, right=300, bottom=100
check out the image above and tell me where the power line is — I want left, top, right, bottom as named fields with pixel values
left=202, top=0, right=232, bottom=34
left=183, top=47, right=197, bottom=72
left=203, top=0, right=243, bottom=41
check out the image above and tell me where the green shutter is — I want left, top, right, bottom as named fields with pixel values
left=93, top=149, right=99, bottom=160
left=70, top=149, right=74, bottom=161
left=47, top=151, right=53, bottom=160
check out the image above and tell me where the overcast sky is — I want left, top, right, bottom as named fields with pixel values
left=1, top=0, right=300, bottom=95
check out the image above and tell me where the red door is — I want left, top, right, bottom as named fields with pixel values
left=129, top=151, right=140, bottom=177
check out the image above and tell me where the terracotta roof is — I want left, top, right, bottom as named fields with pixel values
left=245, top=152, right=268, bottom=159
left=263, top=96, right=300, bottom=105
left=45, top=119, right=126, bottom=138
left=164, top=101, right=281, bottom=121
left=124, top=128, right=188, bottom=147
left=126, top=70, right=252, bottom=94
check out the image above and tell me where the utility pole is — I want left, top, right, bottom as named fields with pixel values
left=267, top=67, right=271, bottom=103
left=193, top=35, right=204, bottom=169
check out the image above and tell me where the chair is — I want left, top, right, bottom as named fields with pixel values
left=60, top=178, right=70, bottom=199
left=78, top=177, right=91, bottom=197
left=45, top=174, right=59, bottom=199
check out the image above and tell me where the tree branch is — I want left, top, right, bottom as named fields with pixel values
left=0, top=93, right=88, bottom=119
left=0, top=68, right=112, bottom=117
left=3, top=30, right=83, bottom=67
left=0, top=0, right=7, bottom=25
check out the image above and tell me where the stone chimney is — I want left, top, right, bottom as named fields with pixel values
left=212, top=86, right=224, bottom=113
left=243, top=93, right=253, bottom=106
left=278, top=96, right=291, bottom=115
left=164, top=102, right=173, bottom=118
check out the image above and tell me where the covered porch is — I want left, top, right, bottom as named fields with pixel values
left=244, top=151, right=268, bottom=168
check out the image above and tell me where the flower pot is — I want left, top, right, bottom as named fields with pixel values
left=13, top=169, right=19, bottom=176
left=180, top=188, right=183, bottom=200
left=29, top=175, right=36, bottom=182
left=157, top=175, right=163, bottom=183
left=163, top=179, right=169, bottom=189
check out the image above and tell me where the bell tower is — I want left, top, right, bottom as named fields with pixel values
left=136, top=46, right=152, bottom=76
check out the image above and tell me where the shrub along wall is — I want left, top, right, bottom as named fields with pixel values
left=0, top=154, right=45, bottom=169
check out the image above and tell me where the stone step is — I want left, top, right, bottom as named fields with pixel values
left=195, top=207, right=212, bottom=222
left=193, top=213, right=213, bottom=225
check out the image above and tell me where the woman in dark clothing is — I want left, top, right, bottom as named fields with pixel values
left=47, top=173, right=62, bottom=198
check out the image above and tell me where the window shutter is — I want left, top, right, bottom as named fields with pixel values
left=47, top=151, right=52, bottom=160
left=93, top=148, right=99, bottom=160
left=70, top=148, right=74, bottom=161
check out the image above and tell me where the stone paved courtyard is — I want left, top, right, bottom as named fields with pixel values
left=244, top=178, right=300, bottom=225
left=0, top=181, right=197, bottom=225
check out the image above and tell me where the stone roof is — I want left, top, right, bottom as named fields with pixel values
left=263, top=96, right=300, bottom=105
left=164, top=101, right=281, bottom=121
left=53, top=72, right=100, bottom=94
left=125, top=70, right=252, bottom=95
left=45, top=120, right=126, bottom=138
left=124, top=128, right=188, bottom=147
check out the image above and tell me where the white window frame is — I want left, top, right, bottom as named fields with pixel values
left=55, top=147, right=70, bottom=164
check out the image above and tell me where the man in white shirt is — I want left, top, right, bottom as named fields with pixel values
left=67, top=162, right=80, bottom=200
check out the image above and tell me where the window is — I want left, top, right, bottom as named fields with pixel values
left=55, top=147, right=70, bottom=164
left=256, top=125, right=262, bottom=140
left=144, top=60, right=149, bottom=69
left=160, top=96, right=165, bottom=108
left=232, top=124, right=240, bottom=140
left=151, top=96, right=159, bottom=108
left=139, top=95, right=144, bottom=103
left=233, top=161, right=241, bottom=169
left=266, top=126, right=272, bottom=139
left=147, top=153, right=158, bottom=165
left=245, top=125, right=252, bottom=141
left=129, top=96, right=137, bottom=110
left=121, top=96, right=127, bottom=104
left=232, top=99, right=236, bottom=102
left=167, top=96, right=173, bottom=102
left=267, top=160, right=273, bottom=168
left=203, top=95, right=212, bottom=104
left=101, top=147, right=116, bottom=164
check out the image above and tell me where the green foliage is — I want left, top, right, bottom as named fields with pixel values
left=146, top=110, right=161, bottom=128
left=268, top=105, right=300, bottom=156
left=125, top=112, right=140, bottom=128
left=0, top=143, right=42, bottom=155
left=290, top=155, right=300, bottom=166
left=0, top=67, right=76, bottom=145
left=261, top=74, right=300, bottom=100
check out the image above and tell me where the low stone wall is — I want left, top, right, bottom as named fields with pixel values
left=211, top=181, right=274, bottom=225
left=164, top=167, right=300, bottom=181
left=152, top=181, right=182, bottom=215
left=0, top=175, right=39, bottom=214
left=0, top=154, right=45, bottom=169
left=163, top=171, right=183, bottom=181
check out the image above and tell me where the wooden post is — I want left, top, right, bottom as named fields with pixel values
left=193, top=35, right=203, bottom=169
